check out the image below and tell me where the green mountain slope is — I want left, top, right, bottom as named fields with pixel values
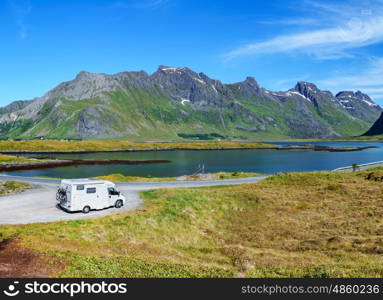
left=0, top=66, right=381, bottom=140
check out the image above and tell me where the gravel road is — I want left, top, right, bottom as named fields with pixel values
left=0, top=175, right=267, bottom=225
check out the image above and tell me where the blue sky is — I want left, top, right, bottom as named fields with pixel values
left=1, top=0, right=383, bottom=105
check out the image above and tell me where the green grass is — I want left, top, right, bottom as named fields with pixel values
left=346, top=134, right=383, bottom=142
left=1, top=168, right=383, bottom=277
left=97, top=171, right=262, bottom=182
left=0, top=180, right=30, bottom=195
left=0, top=154, right=39, bottom=163
left=0, top=140, right=272, bottom=152
left=267, top=134, right=383, bottom=142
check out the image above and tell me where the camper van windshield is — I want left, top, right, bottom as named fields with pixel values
left=108, top=187, right=119, bottom=195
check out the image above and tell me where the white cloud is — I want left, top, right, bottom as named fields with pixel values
left=224, top=1, right=383, bottom=60
left=225, top=17, right=383, bottom=60
left=320, top=57, right=383, bottom=87
left=319, top=57, right=383, bottom=101
left=360, top=87, right=383, bottom=93
left=304, top=0, right=357, bottom=17
left=8, top=0, right=31, bottom=40
left=369, top=93, right=383, bottom=100
left=257, top=18, right=318, bottom=26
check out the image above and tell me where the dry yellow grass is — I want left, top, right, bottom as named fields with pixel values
left=0, top=154, right=36, bottom=163
left=0, top=181, right=30, bottom=195
left=97, top=171, right=261, bottom=182
left=1, top=168, right=383, bottom=277
left=0, top=140, right=270, bottom=152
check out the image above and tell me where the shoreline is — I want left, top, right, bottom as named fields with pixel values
left=0, top=159, right=170, bottom=172
left=0, top=145, right=377, bottom=154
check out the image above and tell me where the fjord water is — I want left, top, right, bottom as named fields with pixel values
left=8, top=142, right=383, bottom=179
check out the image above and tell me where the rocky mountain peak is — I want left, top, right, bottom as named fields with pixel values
left=335, top=91, right=354, bottom=98
left=73, top=70, right=107, bottom=81
left=0, top=66, right=381, bottom=140
left=355, top=90, right=369, bottom=97
left=150, top=65, right=223, bottom=105
left=243, top=76, right=259, bottom=87
left=156, top=65, right=194, bottom=75
left=153, top=65, right=204, bottom=83
left=294, top=81, right=320, bottom=94
left=333, top=90, right=381, bottom=122
left=336, top=90, right=379, bottom=107
left=43, top=70, right=117, bottom=102
left=355, top=90, right=374, bottom=102
left=157, top=65, right=179, bottom=72
left=239, top=76, right=261, bottom=94
left=293, top=81, right=323, bottom=107
left=76, top=70, right=91, bottom=78
left=228, top=76, right=261, bottom=97
left=336, top=90, right=370, bottom=100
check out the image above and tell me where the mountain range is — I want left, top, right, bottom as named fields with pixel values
left=0, top=65, right=381, bottom=140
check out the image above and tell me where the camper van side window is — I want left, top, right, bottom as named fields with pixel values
left=86, top=187, right=96, bottom=194
left=76, top=185, right=84, bottom=190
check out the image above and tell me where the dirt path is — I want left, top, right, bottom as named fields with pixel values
left=0, top=238, right=48, bottom=277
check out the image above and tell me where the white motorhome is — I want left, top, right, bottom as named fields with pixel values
left=57, top=179, right=126, bottom=213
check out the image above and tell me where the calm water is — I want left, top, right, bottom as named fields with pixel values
left=5, top=141, right=383, bottom=178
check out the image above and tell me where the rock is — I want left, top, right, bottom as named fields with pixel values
left=336, top=91, right=381, bottom=122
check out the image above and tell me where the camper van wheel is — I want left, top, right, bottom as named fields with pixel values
left=115, top=200, right=123, bottom=208
left=82, top=206, right=91, bottom=214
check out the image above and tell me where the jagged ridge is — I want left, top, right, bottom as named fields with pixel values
left=0, top=66, right=381, bottom=140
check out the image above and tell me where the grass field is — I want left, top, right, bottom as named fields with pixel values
left=0, top=154, right=37, bottom=163
left=0, top=180, right=30, bottom=195
left=0, top=138, right=380, bottom=154
left=97, top=171, right=262, bottom=182
left=347, top=135, right=383, bottom=142
left=268, top=134, right=383, bottom=142
left=0, top=140, right=271, bottom=152
left=1, top=168, right=383, bottom=277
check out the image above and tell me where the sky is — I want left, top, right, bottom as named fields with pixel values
left=1, top=0, right=383, bottom=105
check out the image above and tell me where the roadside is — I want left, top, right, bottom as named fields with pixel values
left=0, top=180, right=31, bottom=195
left=2, top=159, right=383, bottom=225
left=0, top=168, right=383, bottom=277
left=0, top=175, right=266, bottom=225
left=334, top=161, right=383, bottom=172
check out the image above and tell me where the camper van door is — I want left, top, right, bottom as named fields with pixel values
left=108, top=186, right=120, bottom=206
left=84, top=184, right=101, bottom=209
left=98, top=184, right=109, bottom=208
